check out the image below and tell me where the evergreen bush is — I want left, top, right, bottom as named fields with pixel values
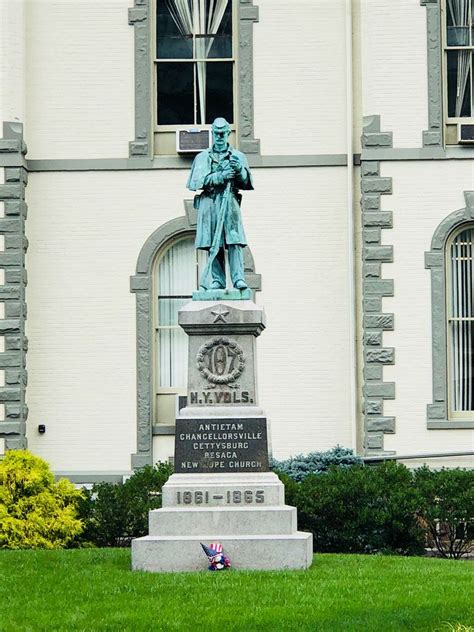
left=414, top=466, right=474, bottom=559
left=78, top=462, right=173, bottom=547
left=272, top=446, right=362, bottom=482
left=0, top=450, right=83, bottom=549
left=286, top=462, right=426, bottom=555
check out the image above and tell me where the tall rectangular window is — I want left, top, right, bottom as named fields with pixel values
left=447, top=226, right=474, bottom=416
left=155, top=0, right=235, bottom=127
left=445, top=0, right=473, bottom=118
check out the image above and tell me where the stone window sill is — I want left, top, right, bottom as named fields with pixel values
left=427, top=420, right=474, bottom=429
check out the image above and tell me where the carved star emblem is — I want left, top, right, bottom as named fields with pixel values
left=211, top=305, right=230, bottom=323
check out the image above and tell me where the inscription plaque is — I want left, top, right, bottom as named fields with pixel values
left=175, top=418, right=269, bottom=473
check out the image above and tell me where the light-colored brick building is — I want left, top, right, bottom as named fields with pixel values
left=0, top=0, right=472, bottom=481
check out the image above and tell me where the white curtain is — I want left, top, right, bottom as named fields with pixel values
left=455, top=50, right=471, bottom=117
left=157, top=238, right=206, bottom=387
left=447, top=0, right=469, bottom=28
left=447, top=0, right=471, bottom=116
left=450, top=228, right=474, bottom=411
left=167, top=0, right=229, bottom=123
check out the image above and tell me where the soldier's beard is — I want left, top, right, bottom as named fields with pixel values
left=213, top=138, right=228, bottom=153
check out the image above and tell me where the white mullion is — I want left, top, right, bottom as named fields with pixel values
left=468, top=229, right=473, bottom=408
left=450, top=241, right=456, bottom=411
left=453, top=238, right=460, bottom=410
left=456, top=238, right=460, bottom=410
left=459, top=235, right=464, bottom=410
left=464, top=233, right=469, bottom=409
left=155, top=57, right=234, bottom=62
left=462, top=235, right=467, bottom=409
left=461, top=235, right=466, bottom=410
left=470, top=49, right=474, bottom=116
left=167, top=242, right=173, bottom=386
left=459, top=237, right=465, bottom=409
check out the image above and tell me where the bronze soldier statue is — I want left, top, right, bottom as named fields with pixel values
left=187, top=117, right=253, bottom=291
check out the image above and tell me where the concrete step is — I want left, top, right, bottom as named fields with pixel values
left=149, top=505, right=297, bottom=536
left=132, top=532, right=313, bottom=572
left=162, top=472, right=285, bottom=508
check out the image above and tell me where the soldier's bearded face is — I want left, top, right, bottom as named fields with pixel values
left=212, top=127, right=230, bottom=152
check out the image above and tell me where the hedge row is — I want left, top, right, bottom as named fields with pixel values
left=1, top=450, right=472, bottom=558
left=283, top=463, right=474, bottom=558
left=77, top=458, right=473, bottom=559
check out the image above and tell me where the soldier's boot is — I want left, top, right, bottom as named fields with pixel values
left=234, top=279, right=248, bottom=290
left=210, top=280, right=225, bottom=290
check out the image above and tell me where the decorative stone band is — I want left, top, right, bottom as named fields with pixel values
left=420, top=0, right=443, bottom=148
left=361, top=116, right=395, bottom=454
left=0, top=122, right=28, bottom=451
left=128, top=0, right=152, bottom=159
left=425, top=191, right=474, bottom=429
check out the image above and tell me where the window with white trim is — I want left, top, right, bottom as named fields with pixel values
left=443, top=0, right=474, bottom=142
left=154, top=0, right=236, bottom=152
left=447, top=225, right=474, bottom=416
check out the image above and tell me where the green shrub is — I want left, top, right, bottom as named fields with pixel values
left=272, top=446, right=362, bottom=482
left=78, top=462, right=173, bottom=547
left=414, top=466, right=474, bottom=559
left=0, top=450, right=83, bottom=549
left=289, top=462, right=425, bottom=555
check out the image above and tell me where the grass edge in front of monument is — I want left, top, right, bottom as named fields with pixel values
left=0, top=549, right=473, bottom=631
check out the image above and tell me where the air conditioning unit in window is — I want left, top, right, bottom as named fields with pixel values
left=176, top=129, right=211, bottom=154
left=458, top=124, right=474, bottom=144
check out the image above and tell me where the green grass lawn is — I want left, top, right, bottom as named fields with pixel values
left=0, top=550, right=472, bottom=631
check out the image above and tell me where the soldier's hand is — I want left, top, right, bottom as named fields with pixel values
left=230, top=157, right=242, bottom=173
left=222, top=167, right=235, bottom=181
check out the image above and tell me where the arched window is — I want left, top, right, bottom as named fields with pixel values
left=154, top=236, right=205, bottom=425
left=425, top=192, right=474, bottom=429
left=446, top=225, right=474, bottom=416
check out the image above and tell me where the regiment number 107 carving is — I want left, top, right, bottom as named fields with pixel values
left=196, top=337, right=245, bottom=386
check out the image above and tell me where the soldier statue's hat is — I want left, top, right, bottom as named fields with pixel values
left=211, top=117, right=230, bottom=131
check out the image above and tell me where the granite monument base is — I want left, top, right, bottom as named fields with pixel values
left=131, top=299, right=312, bottom=572
left=132, top=473, right=313, bottom=572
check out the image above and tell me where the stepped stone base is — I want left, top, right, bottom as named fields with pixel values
left=131, top=472, right=313, bottom=573
left=130, top=298, right=313, bottom=573
left=162, top=472, right=285, bottom=506
left=132, top=533, right=313, bottom=572
left=149, top=505, right=297, bottom=536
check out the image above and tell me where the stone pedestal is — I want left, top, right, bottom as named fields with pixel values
left=132, top=300, right=313, bottom=572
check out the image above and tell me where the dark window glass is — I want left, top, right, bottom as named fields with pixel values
left=197, top=34, right=232, bottom=59
left=157, top=63, right=194, bottom=125
left=472, top=0, right=474, bottom=45
left=447, top=51, right=472, bottom=117
left=447, top=25, right=470, bottom=46
left=156, top=0, right=192, bottom=59
left=156, top=1, right=234, bottom=126
left=206, top=2, right=232, bottom=58
left=205, top=62, right=233, bottom=124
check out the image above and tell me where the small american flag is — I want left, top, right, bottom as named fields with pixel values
left=200, top=542, right=231, bottom=571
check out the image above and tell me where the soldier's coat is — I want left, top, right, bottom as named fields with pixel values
left=187, top=145, right=254, bottom=249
